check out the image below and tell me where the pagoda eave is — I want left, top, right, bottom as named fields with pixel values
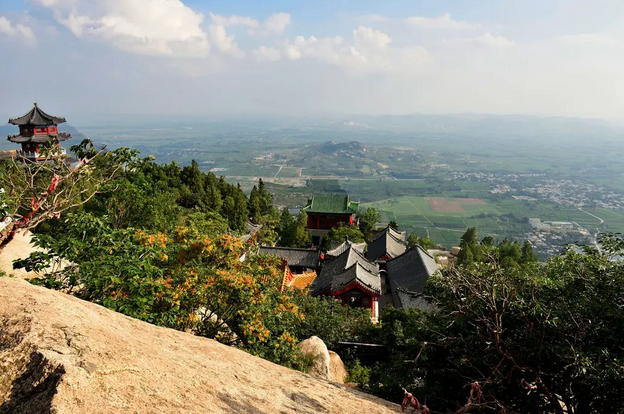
left=8, top=132, right=72, bottom=143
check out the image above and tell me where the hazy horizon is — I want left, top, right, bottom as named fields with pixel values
left=1, top=0, right=623, bottom=123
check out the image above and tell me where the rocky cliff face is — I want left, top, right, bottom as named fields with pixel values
left=0, top=277, right=399, bottom=414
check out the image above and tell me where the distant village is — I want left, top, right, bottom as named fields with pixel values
left=454, top=172, right=624, bottom=209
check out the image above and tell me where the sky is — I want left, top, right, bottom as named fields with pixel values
left=0, top=0, right=623, bottom=122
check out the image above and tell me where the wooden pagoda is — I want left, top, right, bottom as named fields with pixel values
left=7, top=103, right=71, bottom=161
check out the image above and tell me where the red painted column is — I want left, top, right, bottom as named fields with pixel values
left=316, top=215, right=320, bottom=229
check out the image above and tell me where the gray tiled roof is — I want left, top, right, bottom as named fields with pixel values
left=9, top=104, right=67, bottom=126
left=259, top=246, right=320, bottom=269
left=326, top=240, right=366, bottom=258
left=366, top=228, right=407, bottom=261
left=312, top=245, right=379, bottom=295
left=386, top=245, right=438, bottom=308
left=393, top=290, right=438, bottom=311
left=331, top=262, right=381, bottom=295
left=373, top=226, right=406, bottom=242
left=246, top=222, right=263, bottom=235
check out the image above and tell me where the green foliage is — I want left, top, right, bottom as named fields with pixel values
left=406, top=232, right=437, bottom=250
left=290, top=295, right=373, bottom=349
left=365, top=237, right=624, bottom=413
left=521, top=240, right=538, bottom=263
left=345, top=359, right=371, bottom=386
left=357, top=207, right=381, bottom=242
left=319, top=224, right=365, bottom=251
left=0, top=140, right=137, bottom=232
left=91, top=158, right=253, bottom=233
left=17, top=212, right=304, bottom=368
left=277, top=209, right=309, bottom=248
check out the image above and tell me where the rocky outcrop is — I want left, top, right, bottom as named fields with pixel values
left=298, top=336, right=331, bottom=380
left=328, top=351, right=348, bottom=384
left=0, top=277, right=399, bottom=414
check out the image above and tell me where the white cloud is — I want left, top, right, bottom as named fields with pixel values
left=210, top=12, right=291, bottom=37
left=264, top=26, right=429, bottom=73
left=258, top=12, right=291, bottom=36
left=443, top=32, right=516, bottom=47
left=406, top=13, right=479, bottom=30
left=353, top=26, right=391, bottom=49
left=0, top=16, right=36, bottom=44
left=253, top=45, right=281, bottom=62
left=39, top=0, right=209, bottom=56
left=209, top=24, right=244, bottom=58
left=209, top=13, right=259, bottom=29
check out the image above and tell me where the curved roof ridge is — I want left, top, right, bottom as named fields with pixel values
left=9, top=104, right=67, bottom=126
left=331, top=261, right=381, bottom=295
left=347, top=246, right=379, bottom=273
left=386, top=244, right=433, bottom=262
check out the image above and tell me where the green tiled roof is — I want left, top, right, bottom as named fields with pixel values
left=303, top=195, right=359, bottom=214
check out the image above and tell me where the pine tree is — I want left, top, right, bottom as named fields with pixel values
left=521, top=240, right=538, bottom=263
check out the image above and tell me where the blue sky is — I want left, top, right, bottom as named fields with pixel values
left=1, top=0, right=623, bottom=122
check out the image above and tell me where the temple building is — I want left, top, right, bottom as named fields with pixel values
left=302, top=195, right=359, bottom=245
left=382, top=245, right=439, bottom=309
left=258, top=246, right=321, bottom=291
left=311, top=244, right=381, bottom=321
left=7, top=103, right=72, bottom=161
left=366, top=226, right=407, bottom=262
left=313, top=235, right=440, bottom=316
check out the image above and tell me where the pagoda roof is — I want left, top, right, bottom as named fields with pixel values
left=8, top=103, right=67, bottom=126
left=366, top=227, right=407, bottom=261
left=259, top=246, right=320, bottom=269
left=386, top=245, right=439, bottom=308
left=7, top=132, right=72, bottom=143
left=312, top=244, right=379, bottom=296
left=303, top=195, right=359, bottom=215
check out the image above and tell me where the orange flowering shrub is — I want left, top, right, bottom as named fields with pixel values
left=23, top=213, right=304, bottom=367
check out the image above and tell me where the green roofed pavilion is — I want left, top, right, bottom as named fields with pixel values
left=302, top=195, right=359, bottom=214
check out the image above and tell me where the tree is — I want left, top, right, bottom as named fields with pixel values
left=16, top=212, right=305, bottom=368
left=277, top=209, right=309, bottom=248
left=320, top=224, right=365, bottom=251
left=0, top=139, right=136, bottom=249
left=407, top=232, right=437, bottom=250
left=357, top=207, right=381, bottom=242
left=290, top=295, right=372, bottom=349
left=363, top=236, right=624, bottom=413
left=389, top=220, right=398, bottom=230
left=520, top=240, right=538, bottom=264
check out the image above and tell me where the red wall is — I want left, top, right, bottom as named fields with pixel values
left=307, top=213, right=354, bottom=230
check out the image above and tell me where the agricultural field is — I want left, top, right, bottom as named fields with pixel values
left=362, top=196, right=505, bottom=247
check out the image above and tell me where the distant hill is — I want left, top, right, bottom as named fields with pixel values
left=308, top=141, right=367, bottom=155
left=339, top=114, right=622, bottom=143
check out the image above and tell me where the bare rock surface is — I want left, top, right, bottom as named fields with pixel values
left=328, top=351, right=348, bottom=384
left=298, top=336, right=331, bottom=380
left=0, top=231, right=42, bottom=279
left=0, top=277, right=399, bottom=413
